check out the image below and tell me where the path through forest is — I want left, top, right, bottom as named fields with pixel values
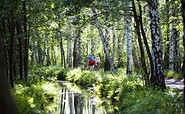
left=165, top=78, right=184, bottom=91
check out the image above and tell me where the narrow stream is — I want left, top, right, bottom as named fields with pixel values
left=58, top=81, right=107, bottom=114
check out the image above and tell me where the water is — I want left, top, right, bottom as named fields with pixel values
left=58, top=81, right=107, bottom=114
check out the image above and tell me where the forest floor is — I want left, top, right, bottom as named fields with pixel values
left=165, top=78, right=184, bottom=91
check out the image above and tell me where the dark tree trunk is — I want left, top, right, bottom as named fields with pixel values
left=172, top=28, right=180, bottom=72
left=104, top=58, right=111, bottom=71
left=0, top=28, right=18, bottom=114
left=73, top=37, right=78, bottom=68
left=138, top=1, right=154, bottom=84
left=16, top=20, right=24, bottom=80
left=9, top=11, right=15, bottom=88
left=60, top=36, right=66, bottom=69
left=181, top=0, right=185, bottom=104
left=132, top=0, right=149, bottom=84
left=1, top=17, right=9, bottom=80
left=23, top=0, right=28, bottom=82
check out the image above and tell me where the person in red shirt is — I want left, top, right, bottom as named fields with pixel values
left=88, top=55, right=95, bottom=71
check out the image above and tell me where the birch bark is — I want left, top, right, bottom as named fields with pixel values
left=173, top=28, right=180, bottom=72
left=117, top=23, right=124, bottom=68
left=104, top=20, right=111, bottom=71
left=68, top=38, right=72, bottom=68
left=169, top=28, right=175, bottom=70
left=92, top=7, right=116, bottom=73
left=112, top=23, right=116, bottom=64
left=125, top=0, right=133, bottom=74
left=149, top=0, right=166, bottom=90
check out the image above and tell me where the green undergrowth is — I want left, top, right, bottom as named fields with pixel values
left=13, top=81, right=60, bottom=114
left=29, top=65, right=67, bottom=83
left=12, top=65, right=64, bottom=114
left=164, top=70, right=183, bottom=79
left=66, top=68, right=184, bottom=114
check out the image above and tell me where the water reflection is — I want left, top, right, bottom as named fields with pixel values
left=58, top=81, right=106, bottom=114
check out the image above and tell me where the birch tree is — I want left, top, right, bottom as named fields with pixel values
left=91, top=36, right=95, bottom=55
left=68, top=37, right=73, bottom=68
left=149, top=0, right=166, bottom=90
left=173, top=28, right=180, bottom=72
left=104, top=0, right=111, bottom=71
left=125, top=0, right=133, bottom=74
left=117, top=23, right=124, bottom=68
left=92, top=7, right=116, bottom=73
left=132, top=0, right=149, bottom=83
left=112, top=23, right=116, bottom=64
left=169, top=28, right=176, bottom=70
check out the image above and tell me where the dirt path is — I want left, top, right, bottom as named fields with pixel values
left=165, top=78, right=184, bottom=91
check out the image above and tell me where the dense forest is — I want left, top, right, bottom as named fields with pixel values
left=0, top=0, right=184, bottom=113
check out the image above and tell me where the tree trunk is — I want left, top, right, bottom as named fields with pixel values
left=104, top=20, right=111, bottom=71
left=91, top=36, right=95, bottom=55
left=112, top=23, right=116, bottom=64
left=77, top=25, right=83, bottom=67
left=149, top=0, right=166, bottom=91
left=73, top=33, right=78, bottom=68
left=47, top=42, right=51, bottom=66
left=16, top=20, right=24, bottom=80
left=125, top=1, right=133, bottom=74
left=181, top=0, right=185, bottom=106
left=138, top=2, right=154, bottom=83
left=92, top=7, right=116, bottom=73
left=117, top=23, right=124, bottom=68
left=9, top=11, right=15, bottom=88
left=132, top=0, right=149, bottom=84
left=0, top=28, right=18, bottom=114
left=1, top=17, right=9, bottom=80
left=68, top=38, right=73, bottom=68
left=132, top=37, right=140, bottom=69
left=23, top=0, right=28, bottom=82
left=60, top=36, right=66, bottom=68
left=173, top=28, right=180, bottom=72
left=169, top=28, right=175, bottom=70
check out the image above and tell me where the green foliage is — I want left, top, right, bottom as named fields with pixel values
left=65, top=68, right=184, bottom=113
left=29, top=65, right=65, bottom=83
left=164, top=70, right=183, bottom=79
left=119, top=88, right=184, bottom=114
left=66, top=68, right=97, bottom=88
left=13, top=81, right=60, bottom=114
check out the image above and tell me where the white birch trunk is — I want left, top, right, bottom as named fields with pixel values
left=112, top=23, right=116, bottom=64
left=125, top=1, right=133, bottom=74
left=68, top=38, right=72, bottom=68
left=173, top=28, right=180, bottom=72
left=169, top=28, right=175, bottom=70
left=91, top=36, right=95, bottom=55
left=149, top=0, right=166, bottom=90
left=77, top=25, right=83, bottom=68
left=105, top=21, right=110, bottom=51
left=92, top=7, right=116, bottom=73
left=117, top=22, right=124, bottom=68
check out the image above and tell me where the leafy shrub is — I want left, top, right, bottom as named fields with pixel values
left=65, top=68, right=184, bottom=113
left=57, top=69, right=68, bottom=80
left=66, top=68, right=98, bottom=88
left=29, top=65, right=64, bottom=83
left=119, top=88, right=184, bottom=114
left=164, top=70, right=183, bottom=79
left=13, top=81, right=60, bottom=114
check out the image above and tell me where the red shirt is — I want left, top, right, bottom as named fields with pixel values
left=88, top=60, right=95, bottom=66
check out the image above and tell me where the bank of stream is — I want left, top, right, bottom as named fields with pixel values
left=57, top=81, right=111, bottom=114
